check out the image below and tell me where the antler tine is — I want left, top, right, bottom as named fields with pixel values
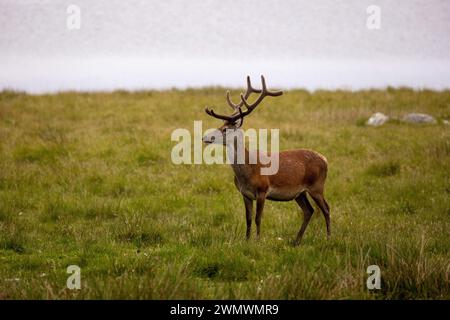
left=246, top=76, right=252, bottom=95
left=261, top=75, right=283, bottom=97
left=226, top=91, right=240, bottom=110
left=245, top=75, right=262, bottom=98
left=260, top=75, right=267, bottom=93
left=205, top=106, right=236, bottom=122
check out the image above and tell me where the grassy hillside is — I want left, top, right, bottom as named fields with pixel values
left=0, top=88, right=449, bottom=299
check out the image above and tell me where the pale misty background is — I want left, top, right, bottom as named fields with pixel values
left=1, top=0, right=450, bottom=93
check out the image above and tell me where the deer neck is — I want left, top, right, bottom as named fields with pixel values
left=226, top=138, right=253, bottom=181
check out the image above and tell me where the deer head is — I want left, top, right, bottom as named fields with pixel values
left=202, top=75, right=283, bottom=145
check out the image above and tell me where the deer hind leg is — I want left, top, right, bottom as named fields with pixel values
left=294, top=192, right=314, bottom=246
left=243, top=195, right=253, bottom=240
left=309, top=191, right=331, bottom=239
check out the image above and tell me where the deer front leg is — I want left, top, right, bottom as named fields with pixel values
left=255, top=191, right=266, bottom=238
left=243, top=195, right=253, bottom=240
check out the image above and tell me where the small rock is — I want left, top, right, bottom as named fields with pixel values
left=367, top=113, right=389, bottom=126
left=443, top=120, right=449, bottom=125
left=402, top=113, right=436, bottom=124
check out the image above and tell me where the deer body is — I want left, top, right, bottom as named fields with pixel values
left=203, top=76, right=330, bottom=245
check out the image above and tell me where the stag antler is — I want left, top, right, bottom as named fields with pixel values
left=226, top=76, right=262, bottom=111
left=205, top=75, right=283, bottom=126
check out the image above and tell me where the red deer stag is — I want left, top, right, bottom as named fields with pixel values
left=202, top=75, right=330, bottom=245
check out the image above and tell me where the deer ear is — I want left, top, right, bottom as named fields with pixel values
left=235, top=117, right=243, bottom=128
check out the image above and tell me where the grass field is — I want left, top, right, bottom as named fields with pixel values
left=0, top=88, right=449, bottom=299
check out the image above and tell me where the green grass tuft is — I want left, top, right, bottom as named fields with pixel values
left=366, top=161, right=400, bottom=177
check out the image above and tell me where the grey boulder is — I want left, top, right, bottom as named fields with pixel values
left=367, top=112, right=389, bottom=126
left=402, top=113, right=436, bottom=124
